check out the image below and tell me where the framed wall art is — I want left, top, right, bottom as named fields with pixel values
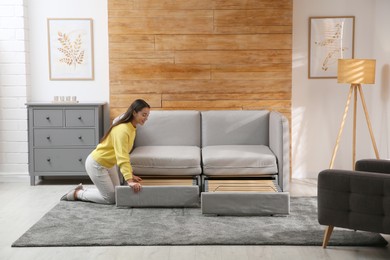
left=47, top=18, right=94, bottom=80
left=308, top=16, right=355, bottom=79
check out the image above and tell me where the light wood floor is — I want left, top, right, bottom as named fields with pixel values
left=1, top=178, right=389, bottom=260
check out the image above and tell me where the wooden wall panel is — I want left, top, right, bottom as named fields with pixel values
left=155, top=34, right=291, bottom=51
left=174, top=51, right=291, bottom=65
left=108, top=0, right=292, bottom=121
left=214, top=9, right=292, bottom=27
left=110, top=79, right=291, bottom=94
left=133, top=0, right=292, bottom=10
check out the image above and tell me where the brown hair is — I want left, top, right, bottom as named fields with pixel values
left=100, top=99, right=150, bottom=143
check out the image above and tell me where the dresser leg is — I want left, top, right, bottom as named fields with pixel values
left=30, top=176, right=36, bottom=186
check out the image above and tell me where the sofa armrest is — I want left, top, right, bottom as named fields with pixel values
left=317, top=169, right=390, bottom=234
left=269, top=111, right=290, bottom=191
left=355, top=159, right=390, bottom=174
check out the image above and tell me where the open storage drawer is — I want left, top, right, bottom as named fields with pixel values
left=116, top=176, right=200, bottom=208
left=201, top=177, right=290, bottom=216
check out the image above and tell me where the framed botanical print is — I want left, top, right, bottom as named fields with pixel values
left=47, top=18, right=94, bottom=80
left=308, top=16, right=355, bottom=79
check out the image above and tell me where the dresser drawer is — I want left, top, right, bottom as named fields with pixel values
left=66, top=109, right=95, bottom=127
left=34, top=129, right=96, bottom=146
left=34, top=148, right=92, bottom=172
left=34, top=110, right=63, bottom=127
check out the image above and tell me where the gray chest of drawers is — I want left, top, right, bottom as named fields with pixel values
left=26, top=103, right=105, bottom=185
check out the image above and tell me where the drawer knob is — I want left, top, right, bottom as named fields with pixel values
left=78, top=136, right=83, bottom=140
left=46, top=158, right=51, bottom=162
left=46, top=136, right=51, bottom=140
left=46, top=116, right=50, bottom=121
left=78, top=116, right=82, bottom=120
left=78, top=158, right=83, bottom=162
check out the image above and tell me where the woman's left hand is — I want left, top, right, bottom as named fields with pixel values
left=127, top=180, right=142, bottom=193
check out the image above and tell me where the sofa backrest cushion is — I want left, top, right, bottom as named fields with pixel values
left=201, top=110, right=270, bottom=146
left=135, top=110, right=201, bottom=147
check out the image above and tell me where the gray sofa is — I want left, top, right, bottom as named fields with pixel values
left=130, top=110, right=289, bottom=189
left=116, top=110, right=290, bottom=212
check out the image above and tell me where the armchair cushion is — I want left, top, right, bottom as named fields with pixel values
left=355, top=159, right=390, bottom=174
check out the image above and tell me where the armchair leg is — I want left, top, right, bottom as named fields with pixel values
left=322, top=225, right=334, bottom=248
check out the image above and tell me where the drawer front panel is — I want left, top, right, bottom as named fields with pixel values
left=34, top=110, right=63, bottom=127
left=34, top=129, right=96, bottom=146
left=34, top=148, right=92, bottom=172
left=66, top=109, right=95, bottom=127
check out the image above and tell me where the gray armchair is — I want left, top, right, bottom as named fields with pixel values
left=318, top=159, right=390, bottom=248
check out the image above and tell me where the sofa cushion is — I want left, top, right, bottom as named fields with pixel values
left=201, top=110, right=270, bottom=147
left=202, top=145, right=277, bottom=176
left=135, top=110, right=200, bottom=147
left=131, top=146, right=202, bottom=176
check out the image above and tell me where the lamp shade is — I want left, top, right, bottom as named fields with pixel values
left=337, top=59, right=376, bottom=84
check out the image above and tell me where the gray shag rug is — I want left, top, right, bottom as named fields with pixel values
left=12, top=197, right=388, bottom=247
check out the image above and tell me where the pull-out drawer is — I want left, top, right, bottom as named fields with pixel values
left=116, top=176, right=200, bottom=208
left=206, top=179, right=280, bottom=192
left=34, top=129, right=96, bottom=146
left=201, top=177, right=289, bottom=216
left=65, top=109, right=95, bottom=127
left=34, top=148, right=92, bottom=172
left=33, top=110, right=63, bottom=127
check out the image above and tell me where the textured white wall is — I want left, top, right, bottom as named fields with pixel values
left=0, top=0, right=29, bottom=175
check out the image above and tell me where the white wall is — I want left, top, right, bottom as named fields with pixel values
left=373, top=0, right=390, bottom=159
left=0, top=0, right=29, bottom=175
left=293, top=0, right=390, bottom=178
left=28, top=0, right=109, bottom=102
left=1, top=0, right=389, bottom=179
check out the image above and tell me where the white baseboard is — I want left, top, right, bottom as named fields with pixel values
left=0, top=173, right=92, bottom=185
left=0, top=172, right=30, bottom=182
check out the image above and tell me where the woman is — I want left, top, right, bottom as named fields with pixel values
left=61, top=99, right=150, bottom=204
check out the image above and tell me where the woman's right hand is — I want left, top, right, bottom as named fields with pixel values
left=127, top=180, right=142, bottom=193
left=132, top=174, right=142, bottom=182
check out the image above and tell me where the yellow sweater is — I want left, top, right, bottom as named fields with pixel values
left=91, top=122, right=136, bottom=181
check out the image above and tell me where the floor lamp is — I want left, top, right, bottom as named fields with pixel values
left=329, top=59, right=380, bottom=170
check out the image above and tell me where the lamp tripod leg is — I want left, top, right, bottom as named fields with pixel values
left=353, top=85, right=357, bottom=170
left=329, top=85, right=354, bottom=169
left=357, top=85, right=380, bottom=159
